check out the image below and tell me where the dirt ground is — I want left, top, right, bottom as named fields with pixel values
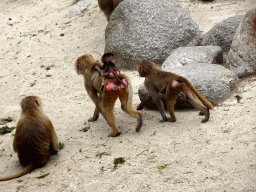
left=0, top=0, right=255, bottom=191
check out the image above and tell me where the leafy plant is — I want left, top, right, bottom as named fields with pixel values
left=199, top=111, right=205, bottom=116
left=235, top=95, right=242, bottom=103
left=0, top=126, right=16, bottom=135
left=114, top=157, right=125, bottom=169
left=0, top=117, right=13, bottom=125
left=157, top=163, right=171, bottom=172
left=96, top=152, right=110, bottom=159
left=79, top=127, right=90, bottom=132
left=36, top=173, right=50, bottom=179
left=59, top=142, right=65, bottom=150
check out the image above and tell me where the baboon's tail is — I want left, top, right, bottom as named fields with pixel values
left=120, top=73, right=133, bottom=106
left=177, top=77, right=214, bottom=110
left=0, top=164, right=33, bottom=181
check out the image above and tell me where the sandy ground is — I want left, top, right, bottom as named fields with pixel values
left=0, top=0, right=255, bottom=191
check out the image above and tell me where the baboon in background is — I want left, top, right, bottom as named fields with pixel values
left=98, top=0, right=123, bottom=21
left=0, top=96, right=59, bottom=181
left=137, top=61, right=214, bottom=123
left=75, top=54, right=142, bottom=137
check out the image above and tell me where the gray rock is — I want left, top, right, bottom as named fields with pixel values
left=138, top=62, right=239, bottom=109
left=161, top=46, right=223, bottom=70
left=105, top=0, right=199, bottom=69
left=226, top=8, right=256, bottom=77
left=138, top=84, right=155, bottom=110
left=201, top=15, right=244, bottom=52
left=68, top=0, right=98, bottom=18
left=138, top=84, right=190, bottom=109
left=138, top=84, right=166, bottom=109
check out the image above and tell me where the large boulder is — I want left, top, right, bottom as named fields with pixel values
left=105, top=0, right=199, bottom=69
left=138, top=62, right=239, bottom=109
left=226, top=8, right=256, bottom=77
left=200, top=15, right=244, bottom=52
left=162, top=46, right=223, bottom=68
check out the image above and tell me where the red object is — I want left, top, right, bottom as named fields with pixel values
left=105, top=80, right=128, bottom=92
left=108, top=71, right=120, bottom=77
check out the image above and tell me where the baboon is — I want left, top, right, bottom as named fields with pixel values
left=0, top=96, right=59, bottom=181
left=95, top=52, right=127, bottom=91
left=137, top=61, right=214, bottom=123
left=98, top=0, right=123, bottom=21
left=75, top=54, right=142, bottom=137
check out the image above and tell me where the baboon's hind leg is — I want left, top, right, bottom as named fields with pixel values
left=182, top=85, right=209, bottom=123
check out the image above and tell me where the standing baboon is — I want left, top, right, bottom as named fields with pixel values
left=75, top=54, right=142, bottom=137
left=137, top=61, right=214, bottom=123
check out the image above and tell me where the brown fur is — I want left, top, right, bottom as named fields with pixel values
left=98, top=0, right=123, bottom=21
left=0, top=96, right=59, bottom=181
left=137, top=61, right=214, bottom=123
left=75, top=54, right=142, bottom=137
left=252, top=17, right=256, bottom=36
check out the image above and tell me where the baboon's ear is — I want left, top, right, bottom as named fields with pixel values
left=34, top=99, right=40, bottom=107
left=140, top=65, right=143, bottom=73
left=75, top=57, right=85, bottom=74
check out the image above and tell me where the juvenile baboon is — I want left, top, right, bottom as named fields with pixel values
left=75, top=54, right=142, bottom=137
left=137, top=61, right=214, bottom=123
left=98, top=0, right=123, bottom=21
left=96, top=52, right=127, bottom=91
left=0, top=96, right=59, bottom=181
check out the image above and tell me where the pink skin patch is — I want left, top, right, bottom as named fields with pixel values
left=108, top=71, right=120, bottom=77
left=122, top=80, right=128, bottom=87
left=105, top=80, right=128, bottom=92
left=171, top=80, right=185, bottom=88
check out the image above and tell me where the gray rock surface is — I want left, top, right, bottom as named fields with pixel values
left=226, top=8, right=256, bottom=77
left=138, top=84, right=189, bottom=109
left=138, top=62, right=239, bottom=109
left=68, top=0, right=98, bottom=18
left=138, top=84, right=167, bottom=109
left=105, top=0, right=199, bottom=69
left=161, top=46, right=223, bottom=70
left=200, top=15, right=244, bottom=52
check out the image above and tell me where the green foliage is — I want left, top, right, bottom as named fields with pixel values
left=157, top=163, right=171, bottom=172
left=235, top=95, right=242, bottom=103
left=0, top=117, right=13, bottom=125
left=114, top=157, right=125, bottom=169
left=45, top=65, right=54, bottom=70
left=199, top=111, right=205, bottom=116
left=59, top=142, right=65, bottom=150
left=136, top=149, right=149, bottom=156
left=96, top=152, right=110, bottom=159
left=79, top=127, right=90, bottom=132
left=0, top=126, right=16, bottom=135
left=36, top=173, right=50, bottom=179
